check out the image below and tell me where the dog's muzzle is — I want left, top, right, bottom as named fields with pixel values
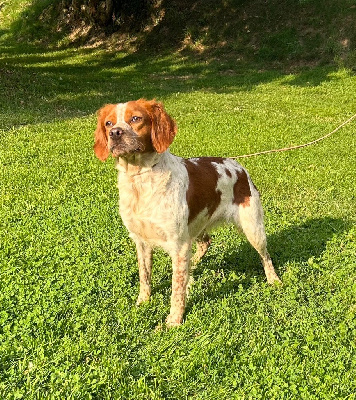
left=108, top=126, right=145, bottom=155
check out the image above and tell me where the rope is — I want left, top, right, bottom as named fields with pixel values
left=229, top=112, right=356, bottom=159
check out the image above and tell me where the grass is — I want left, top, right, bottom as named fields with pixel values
left=1, top=5, right=356, bottom=399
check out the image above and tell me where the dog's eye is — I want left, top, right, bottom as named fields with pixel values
left=105, top=121, right=113, bottom=127
left=130, top=116, right=142, bottom=123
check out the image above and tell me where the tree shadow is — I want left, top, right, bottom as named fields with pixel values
left=2, top=0, right=354, bottom=130
left=0, top=41, right=343, bottom=132
left=187, top=217, right=351, bottom=307
left=286, top=65, right=337, bottom=87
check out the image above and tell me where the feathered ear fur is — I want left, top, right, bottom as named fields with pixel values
left=93, top=105, right=114, bottom=161
left=148, top=101, right=177, bottom=153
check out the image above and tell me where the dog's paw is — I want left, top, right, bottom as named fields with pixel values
left=165, top=314, right=183, bottom=328
left=136, top=293, right=150, bottom=306
left=266, top=271, right=282, bottom=285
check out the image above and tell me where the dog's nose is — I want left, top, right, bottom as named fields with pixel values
left=109, top=127, right=124, bottom=138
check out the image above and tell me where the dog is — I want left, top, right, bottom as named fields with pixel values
left=93, top=99, right=281, bottom=327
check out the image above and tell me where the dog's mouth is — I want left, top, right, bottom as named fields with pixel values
left=109, top=138, right=145, bottom=157
left=110, top=146, right=143, bottom=157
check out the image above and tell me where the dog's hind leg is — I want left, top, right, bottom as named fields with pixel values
left=191, top=232, right=211, bottom=266
left=186, top=233, right=211, bottom=297
left=235, top=197, right=281, bottom=284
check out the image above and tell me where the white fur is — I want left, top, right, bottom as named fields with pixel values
left=116, top=151, right=189, bottom=253
left=116, top=103, right=127, bottom=122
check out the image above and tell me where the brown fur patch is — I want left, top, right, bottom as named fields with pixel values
left=184, top=157, right=225, bottom=224
left=233, top=169, right=251, bottom=207
left=146, top=100, right=177, bottom=153
left=93, top=104, right=117, bottom=161
left=125, top=101, right=155, bottom=153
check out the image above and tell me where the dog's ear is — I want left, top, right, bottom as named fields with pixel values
left=149, top=101, right=177, bottom=153
left=93, top=105, right=113, bottom=161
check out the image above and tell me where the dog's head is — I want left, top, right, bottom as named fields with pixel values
left=93, top=99, right=177, bottom=161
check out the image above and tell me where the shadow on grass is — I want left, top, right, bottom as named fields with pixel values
left=2, top=0, right=355, bottom=132
left=147, top=216, right=350, bottom=313
left=186, top=216, right=351, bottom=305
left=0, top=42, right=345, bottom=130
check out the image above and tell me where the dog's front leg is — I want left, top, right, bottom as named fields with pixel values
left=133, top=237, right=153, bottom=305
left=166, top=242, right=192, bottom=327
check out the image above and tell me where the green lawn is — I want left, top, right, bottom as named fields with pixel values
left=1, top=43, right=356, bottom=398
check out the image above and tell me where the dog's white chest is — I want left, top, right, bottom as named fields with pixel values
left=118, top=171, right=173, bottom=242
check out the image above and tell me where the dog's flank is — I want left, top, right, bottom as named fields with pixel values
left=94, top=99, right=281, bottom=327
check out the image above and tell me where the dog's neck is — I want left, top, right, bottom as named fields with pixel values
left=115, top=151, right=167, bottom=177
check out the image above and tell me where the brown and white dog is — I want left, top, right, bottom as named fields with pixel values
left=93, top=99, right=281, bottom=327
